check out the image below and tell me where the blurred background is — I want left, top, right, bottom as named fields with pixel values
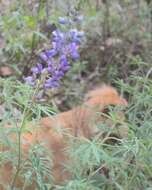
left=0, top=0, right=152, bottom=108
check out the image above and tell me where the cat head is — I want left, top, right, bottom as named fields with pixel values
left=84, top=85, right=128, bottom=108
left=84, top=85, right=128, bottom=139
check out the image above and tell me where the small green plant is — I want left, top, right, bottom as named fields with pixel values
left=0, top=78, right=55, bottom=189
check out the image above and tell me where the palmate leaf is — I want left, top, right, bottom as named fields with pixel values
left=23, top=144, right=53, bottom=189
left=68, top=138, right=109, bottom=171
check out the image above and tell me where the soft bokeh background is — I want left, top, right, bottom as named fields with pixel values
left=0, top=0, right=152, bottom=189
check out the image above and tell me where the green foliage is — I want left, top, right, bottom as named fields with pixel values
left=0, top=78, right=55, bottom=189
left=0, top=0, right=152, bottom=189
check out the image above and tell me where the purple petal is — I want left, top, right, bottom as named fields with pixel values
left=60, top=54, right=68, bottom=63
left=45, top=49, right=57, bottom=58
left=68, top=43, right=80, bottom=60
left=44, top=79, right=60, bottom=88
left=40, top=52, right=48, bottom=62
left=24, top=76, right=35, bottom=86
left=52, top=30, right=64, bottom=40
left=73, top=37, right=81, bottom=44
left=54, top=70, right=65, bottom=79
left=60, top=64, right=70, bottom=72
left=59, top=56, right=70, bottom=71
left=69, top=29, right=78, bottom=38
left=71, top=51, right=80, bottom=60
left=69, top=29, right=84, bottom=44
left=52, top=42, right=57, bottom=49
left=31, top=67, right=39, bottom=74
left=58, top=17, right=68, bottom=24
left=47, top=66, right=54, bottom=73
left=31, top=63, right=43, bottom=74
left=37, top=63, right=43, bottom=70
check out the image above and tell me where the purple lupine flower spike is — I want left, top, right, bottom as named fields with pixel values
left=25, top=15, right=84, bottom=89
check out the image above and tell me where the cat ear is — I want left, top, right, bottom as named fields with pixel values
left=84, top=84, right=106, bottom=101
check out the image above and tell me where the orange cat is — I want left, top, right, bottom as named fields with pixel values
left=0, top=85, right=128, bottom=189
